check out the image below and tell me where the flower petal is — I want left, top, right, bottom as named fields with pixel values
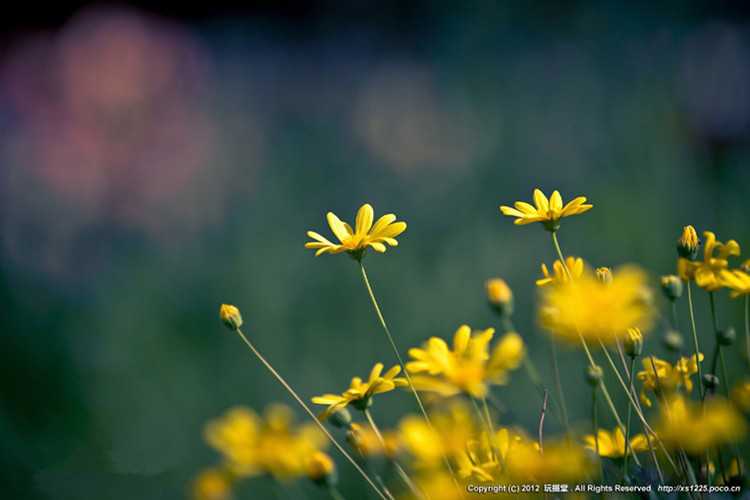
left=355, top=204, right=374, bottom=235
left=327, top=212, right=352, bottom=243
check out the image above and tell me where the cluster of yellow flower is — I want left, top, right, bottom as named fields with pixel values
left=196, top=189, right=749, bottom=500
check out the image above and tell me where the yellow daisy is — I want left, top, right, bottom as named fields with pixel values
left=311, top=363, right=407, bottom=419
left=583, top=427, right=650, bottom=458
left=720, top=268, right=750, bottom=298
left=636, top=354, right=703, bottom=407
left=679, top=230, right=740, bottom=290
left=535, top=256, right=585, bottom=287
left=305, top=203, right=407, bottom=257
left=500, top=188, right=592, bottom=231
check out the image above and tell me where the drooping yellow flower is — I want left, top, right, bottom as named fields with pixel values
left=311, top=363, right=407, bottom=419
left=305, top=203, right=407, bottom=257
left=406, top=325, right=524, bottom=398
left=535, top=256, right=585, bottom=287
left=656, top=396, right=747, bottom=455
left=583, top=427, right=650, bottom=458
left=680, top=231, right=741, bottom=290
left=731, top=380, right=750, bottom=412
left=500, top=188, right=592, bottom=230
left=204, top=405, right=327, bottom=479
left=192, top=468, right=232, bottom=500
left=720, top=269, right=750, bottom=298
left=346, top=422, right=400, bottom=458
left=538, top=266, right=654, bottom=345
left=636, top=354, right=704, bottom=407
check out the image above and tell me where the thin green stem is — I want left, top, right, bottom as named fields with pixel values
left=549, top=339, right=571, bottom=438
left=364, top=409, right=424, bottom=500
left=622, top=357, right=636, bottom=480
left=745, top=295, right=750, bottom=367
left=592, top=386, right=604, bottom=482
left=709, top=292, right=731, bottom=397
left=686, top=282, right=705, bottom=399
left=233, top=328, right=388, bottom=500
left=358, top=263, right=461, bottom=489
left=328, top=486, right=347, bottom=500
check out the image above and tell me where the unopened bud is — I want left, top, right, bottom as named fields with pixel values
left=586, top=365, right=604, bottom=387
left=307, top=451, right=337, bottom=486
left=717, top=327, right=736, bottom=347
left=329, top=408, right=352, bottom=429
left=624, top=328, right=643, bottom=358
left=677, top=225, right=700, bottom=260
left=660, top=275, right=684, bottom=301
left=486, top=278, right=514, bottom=318
left=596, top=267, right=613, bottom=285
left=703, top=373, right=720, bottom=391
left=219, top=304, right=243, bottom=330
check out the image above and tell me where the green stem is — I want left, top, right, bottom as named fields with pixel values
left=745, top=295, right=750, bottom=367
left=233, top=328, right=388, bottom=500
left=622, top=357, right=636, bottom=480
left=328, top=486, right=347, bottom=500
left=549, top=339, right=571, bottom=438
left=364, top=409, right=424, bottom=500
left=593, top=386, right=604, bottom=482
left=709, top=292, right=731, bottom=397
left=686, top=282, right=705, bottom=399
left=358, top=263, right=460, bottom=488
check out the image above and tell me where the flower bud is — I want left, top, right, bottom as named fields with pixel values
left=703, top=373, right=720, bottom=392
left=624, top=328, right=643, bottom=358
left=677, top=225, right=700, bottom=260
left=742, top=260, right=750, bottom=273
left=219, top=304, right=243, bottom=330
left=585, top=365, right=603, bottom=387
left=717, top=327, right=736, bottom=347
left=329, top=408, right=352, bottom=429
left=486, top=278, right=513, bottom=317
left=660, top=275, right=684, bottom=301
left=307, top=451, right=337, bottom=486
left=662, top=330, right=684, bottom=352
left=595, top=267, right=613, bottom=284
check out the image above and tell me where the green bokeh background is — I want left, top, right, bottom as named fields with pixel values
left=2, top=2, right=750, bottom=498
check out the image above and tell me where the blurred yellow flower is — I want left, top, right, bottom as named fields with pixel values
left=192, top=468, right=232, bottom=500
left=500, top=188, right=592, bottom=230
left=311, top=363, right=407, bottom=419
left=583, top=427, right=650, bottom=458
left=636, top=354, right=704, bottom=407
left=406, top=325, right=524, bottom=398
left=305, top=203, right=407, bottom=257
left=656, top=396, right=747, bottom=455
left=680, top=231, right=741, bottom=290
left=346, top=422, right=400, bottom=458
left=720, top=269, right=750, bottom=298
left=535, top=256, right=584, bottom=287
left=486, top=278, right=512, bottom=304
left=306, top=451, right=335, bottom=482
left=204, top=405, right=327, bottom=479
left=505, top=440, right=596, bottom=483
left=538, top=266, right=653, bottom=345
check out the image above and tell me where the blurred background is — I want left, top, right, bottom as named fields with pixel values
left=2, top=1, right=750, bottom=498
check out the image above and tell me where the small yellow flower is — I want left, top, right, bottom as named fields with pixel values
left=500, top=188, right=592, bottom=231
left=311, top=363, right=407, bottom=419
left=192, top=468, right=232, bottom=500
left=306, top=451, right=335, bottom=482
left=656, top=396, right=747, bottom=455
left=406, top=325, right=524, bottom=398
left=219, top=304, right=243, bottom=330
left=305, top=203, right=406, bottom=257
left=583, top=427, right=650, bottom=458
left=681, top=231, right=741, bottom=290
left=485, top=278, right=513, bottom=317
left=636, top=354, right=704, bottom=407
left=538, top=266, right=653, bottom=346
left=677, top=225, right=700, bottom=259
left=535, top=256, right=585, bottom=287
left=720, top=269, right=750, bottom=298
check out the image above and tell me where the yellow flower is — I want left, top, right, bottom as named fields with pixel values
left=636, top=354, right=703, bottom=407
left=683, top=231, right=741, bottom=290
left=535, top=256, right=584, bottom=287
left=346, top=422, right=400, bottom=458
left=486, top=278, right=512, bottom=304
left=583, top=427, right=650, bottom=458
left=406, top=325, right=524, bottom=398
left=720, top=269, right=750, bottom=298
left=306, top=451, right=335, bottom=482
left=204, top=405, right=327, bottom=479
left=311, top=363, right=407, bottom=419
left=505, top=439, right=596, bottom=483
left=192, top=468, right=232, bottom=500
left=677, top=225, right=700, bottom=259
left=219, top=304, right=243, bottom=330
left=656, top=396, right=747, bottom=455
left=305, top=203, right=406, bottom=257
left=731, top=380, right=750, bottom=412
left=538, top=266, right=653, bottom=345
left=500, top=188, right=592, bottom=231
